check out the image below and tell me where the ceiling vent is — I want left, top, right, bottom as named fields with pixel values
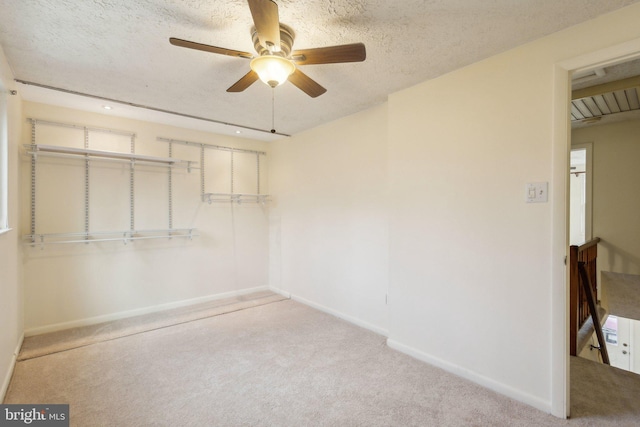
left=572, top=68, right=606, bottom=85
left=571, top=76, right=640, bottom=123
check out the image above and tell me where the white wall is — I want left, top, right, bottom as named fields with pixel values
left=386, top=3, right=640, bottom=416
left=21, top=102, right=270, bottom=333
left=269, top=104, right=389, bottom=334
left=573, top=119, right=640, bottom=276
left=0, top=45, right=23, bottom=400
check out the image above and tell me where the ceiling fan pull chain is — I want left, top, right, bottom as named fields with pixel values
left=271, top=88, right=276, bottom=133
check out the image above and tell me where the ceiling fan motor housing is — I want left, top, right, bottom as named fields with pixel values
left=252, top=24, right=295, bottom=57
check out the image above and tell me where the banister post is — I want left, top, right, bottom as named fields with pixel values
left=569, top=245, right=579, bottom=356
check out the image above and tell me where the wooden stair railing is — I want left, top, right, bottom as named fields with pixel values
left=578, top=261, right=610, bottom=364
left=569, top=237, right=601, bottom=357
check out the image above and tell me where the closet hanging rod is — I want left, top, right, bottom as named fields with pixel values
left=25, top=144, right=196, bottom=166
left=24, top=149, right=199, bottom=170
left=157, top=137, right=266, bottom=155
left=28, top=118, right=136, bottom=138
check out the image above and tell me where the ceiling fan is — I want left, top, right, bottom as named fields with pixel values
left=169, top=0, right=366, bottom=98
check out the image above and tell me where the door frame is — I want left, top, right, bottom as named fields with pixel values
left=551, top=38, right=640, bottom=418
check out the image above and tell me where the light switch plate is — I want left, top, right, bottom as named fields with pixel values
left=526, top=182, right=548, bottom=203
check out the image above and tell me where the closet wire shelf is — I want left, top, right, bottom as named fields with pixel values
left=25, top=144, right=198, bottom=170
left=24, top=229, right=198, bottom=248
left=156, top=136, right=270, bottom=206
left=25, top=119, right=200, bottom=248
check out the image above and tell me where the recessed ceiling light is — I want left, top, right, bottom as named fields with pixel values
left=102, top=105, right=113, bottom=110
left=235, top=130, right=242, bottom=134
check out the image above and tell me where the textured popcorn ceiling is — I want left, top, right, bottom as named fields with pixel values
left=1, top=0, right=639, bottom=140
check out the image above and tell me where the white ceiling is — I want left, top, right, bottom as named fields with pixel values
left=1, top=0, right=639, bottom=141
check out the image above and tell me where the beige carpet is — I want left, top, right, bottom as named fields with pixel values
left=5, top=296, right=640, bottom=426
left=19, top=290, right=286, bottom=361
left=571, top=356, right=640, bottom=423
left=602, top=272, right=640, bottom=321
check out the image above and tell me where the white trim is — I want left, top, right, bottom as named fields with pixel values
left=387, top=338, right=552, bottom=414
left=24, top=286, right=269, bottom=337
left=269, top=286, right=291, bottom=299
left=559, top=39, right=640, bottom=75
left=272, top=288, right=388, bottom=337
left=0, top=227, right=12, bottom=236
left=1, top=333, right=24, bottom=402
left=551, top=62, right=572, bottom=419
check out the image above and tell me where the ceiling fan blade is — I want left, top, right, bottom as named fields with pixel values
left=288, top=69, right=327, bottom=98
left=248, top=0, right=281, bottom=52
left=291, top=43, right=366, bottom=65
left=170, top=37, right=253, bottom=59
left=227, top=70, right=260, bottom=92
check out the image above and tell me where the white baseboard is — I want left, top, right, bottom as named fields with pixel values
left=1, top=333, right=24, bottom=402
left=271, top=287, right=388, bottom=337
left=386, top=338, right=552, bottom=414
left=24, top=286, right=270, bottom=337
left=269, top=286, right=291, bottom=299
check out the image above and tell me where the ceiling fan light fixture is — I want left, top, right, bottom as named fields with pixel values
left=250, top=55, right=295, bottom=88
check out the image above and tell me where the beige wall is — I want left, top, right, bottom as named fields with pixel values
left=385, top=3, right=640, bottom=417
left=0, top=45, right=23, bottom=400
left=573, top=119, right=640, bottom=276
left=21, top=102, right=270, bottom=334
left=266, top=3, right=640, bottom=417
left=387, top=53, right=556, bottom=411
left=268, top=104, right=389, bottom=334
left=5, top=1, right=640, bottom=416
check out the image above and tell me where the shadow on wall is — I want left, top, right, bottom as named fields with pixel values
left=600, top=239, right=640, bottom=275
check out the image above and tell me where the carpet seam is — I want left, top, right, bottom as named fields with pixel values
left=18, top=296, right=290, bottom=362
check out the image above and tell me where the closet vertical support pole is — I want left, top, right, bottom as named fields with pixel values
left=129, top=135, right=136, bottom=233
left=168, top=142, right=173, bottom=233
left=256, top=153, right=261, bottom=196
left=30, top=120, right=37, bottom=241
left=200, top=145, right=205, bottom=200
left=84, top=127, right=90, bottom=242
left=230, top=151, right=235, bottom=195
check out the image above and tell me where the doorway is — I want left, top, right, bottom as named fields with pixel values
left=569, top=143, right=592, bottom=246
left=553, top=38, right=640, bottom=418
